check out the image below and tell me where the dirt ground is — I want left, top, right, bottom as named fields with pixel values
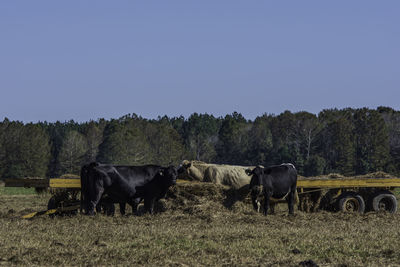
left=1, top=183, right=400, bottom=266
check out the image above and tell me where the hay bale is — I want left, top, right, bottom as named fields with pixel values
left=309, top=173, right=345, bottom=179
left=306, top=171, right=397, bottom=180
left=164, top=181, right=253, bottom=215
left=354, top=171, right=395, bottom=179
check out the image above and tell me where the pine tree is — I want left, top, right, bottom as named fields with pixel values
left=325, top=116, right=355, bottom=175
left=1, top=121, right=50, bottom=178
left=378, top=107, right=400, bottom=175
left=58, top=130, right=88, bottom=174
left=97, top=117, right=152, bottom=165
left=247, top=114, right=273, bottom=165
left=269, top=111, right=303, bottom=168
left=183, top=113, right=220, bottom=162
left=216, top=112, right=250, bottom=165
left=145, top=119, right=186, bottom=166
left=82, top=120, right=105, bottom=164
left=352, top=108, right=390, bottom=174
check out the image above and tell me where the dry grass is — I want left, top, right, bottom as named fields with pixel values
left=1, top=183, right=400, bottom=266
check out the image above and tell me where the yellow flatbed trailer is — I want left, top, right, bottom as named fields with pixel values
left=296, top=177, right=400, bottom=213
left=4, top=177, right=81, bottom=218
left=4, top=176, right=400, bottom=216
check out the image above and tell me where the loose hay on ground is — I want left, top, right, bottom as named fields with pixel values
left=1, top=182, right=400, bottom=266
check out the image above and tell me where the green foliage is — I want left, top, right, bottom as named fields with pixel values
left=322, top=114, right=355, bottom=175
left=379, top=108, right=400, bottom=176
left=353, top=108, right=390, bottom=174
left=145, top=119, right=186, bottom=165
left=0, top=107, right=399, bottom=178
left=0, top=120, right=50, bottom=178
left=216, top=112, right=250, bottom=165
left=58, top=130, right=88, bottom=175
left=246, top=114, right=273, bottom=165
left=183, top=113, right=220, bottom=162
left=41, top=120, right=82, bottom=177
left=82, top=120, right=105, bottom=164
left=304, top=155, right=326, bottom=176
left=97, top=116, right=152, bottom=165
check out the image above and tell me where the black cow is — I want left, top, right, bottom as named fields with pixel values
left=245, top=163, right=297, bottom=215
left=95, top=196, right=134, bottom=216
left=97, top=196, right=141, bottom=216
left=80, top=162, right=178, bottom=215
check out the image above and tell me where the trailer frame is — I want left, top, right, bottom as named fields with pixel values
left=3, top=176, right=400, bottom=217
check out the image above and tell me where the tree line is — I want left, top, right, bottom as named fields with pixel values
left=1, top=107, right=400, bottom=178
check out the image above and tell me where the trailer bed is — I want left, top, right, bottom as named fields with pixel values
left=297, top=177, right=400, bottom=189
left=5, top=177, right=400, bottom=189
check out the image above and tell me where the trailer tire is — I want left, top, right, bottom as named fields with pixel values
left=372, top=193, right=397, bottom=213
left=47, top=192, right=79, bottom=217
left=337, top=193, right=365, bottom=214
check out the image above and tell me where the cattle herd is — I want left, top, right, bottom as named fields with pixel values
left=80, top=160, right=298, bottom=216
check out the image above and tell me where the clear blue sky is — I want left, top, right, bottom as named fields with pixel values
left=1, top=1, right=399, bottom=122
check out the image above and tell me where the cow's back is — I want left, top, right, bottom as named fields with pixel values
left=266, top=165, right=298, bottom=197
left=180, top=160, right=254, bottom=189
left=204, top=165, right=251, bottom=189
left=112, top=165, right=162, bottom=186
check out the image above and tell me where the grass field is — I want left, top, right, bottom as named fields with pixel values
left=1, top=183, right=400, bottom=266
left=0, top=187, right=36, bottom=195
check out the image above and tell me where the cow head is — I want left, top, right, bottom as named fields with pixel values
left=177, top=163, right=186, bottom=175
left=246, top=166, right=264, bottom=186
left=159, top=166, right=178, bottom=186
left=246, top=166, right=264, bottom=195
left=245, top=166, right=265, bottom=212
left=177, top=160, right=197, bottom=180
left=182, top=160, right=192, bottom=169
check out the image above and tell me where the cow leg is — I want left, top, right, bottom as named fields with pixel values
left=287, top=187, right=296, bottom=215
left=270, top=203, right=275, bottom=214
left=256, top=200, right=261, bottom=213
left=119, top=202, right=126, bottom=215
left=251, top=195, right=259, bottom=212
left=132, top=198, right=140, bottom=215
left=96, top=201, right=102, bottom=213
left=144, top=197, right=155, bottom=214
left=106, top=203, right=115, bottom=216
left=88, top=187, right=104, bottom=216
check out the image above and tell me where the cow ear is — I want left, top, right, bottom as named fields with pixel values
left=245, top=169, right=252, bottom=176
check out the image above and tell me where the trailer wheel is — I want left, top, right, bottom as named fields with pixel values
left=372, top=193, right=397, bottom=213
left=47, top=191, right=79, bottom=217
left=337, top=193, right=365, bottom=214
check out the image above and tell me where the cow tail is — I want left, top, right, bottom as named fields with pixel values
left=80, top=166, right=87, bottom=214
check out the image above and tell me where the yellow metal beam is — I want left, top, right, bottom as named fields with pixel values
left=49, top=178, right=81, bottom=188
left=11, top=177, right=400, bottom=190
left=48, top=178, right=195, bottom=188
left=22, top=205, right=80, bottom=219
left=297, top=178, right=400, bottom=188
left=4, top=178, right=49, bottom=188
